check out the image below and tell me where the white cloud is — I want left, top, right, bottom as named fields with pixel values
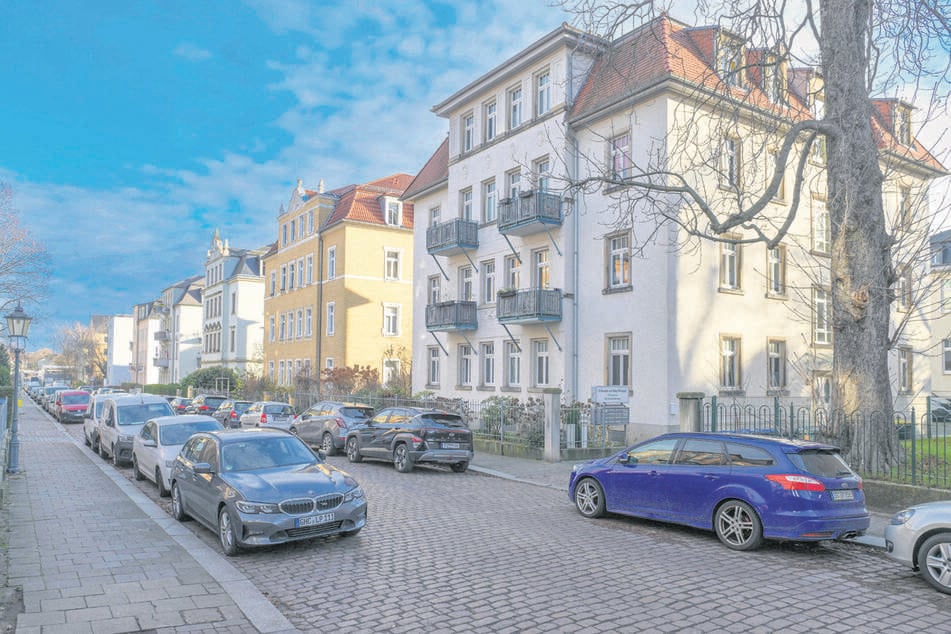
left=173, top=42, right=213, bottom=62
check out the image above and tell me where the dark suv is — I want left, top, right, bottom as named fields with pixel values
left=212, top=400, right=253, bottom=428
left=291, top=401, right=374, bottom=455
left=186, top=394, right=227, bottom=415
left=345, top=407, right=473, bottom=473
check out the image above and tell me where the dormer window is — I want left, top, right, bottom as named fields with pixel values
left=895, top=105, right=913, bottom=146
left=386, top=200, right=402, bottom=226
left=717, top=34, right=744, bottom=88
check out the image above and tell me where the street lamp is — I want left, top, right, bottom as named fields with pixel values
left=6, top=302, right=32, bottom=474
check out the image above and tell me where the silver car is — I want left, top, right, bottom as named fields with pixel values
left=132, top=415, right=223, bottom=496
left=290, top=401, right=374, bottom=455
left=240, top=401, right=295, bottom=430
left=885, top=501, right=951, bottom=594
left=170, top=429, right=367, bottom=556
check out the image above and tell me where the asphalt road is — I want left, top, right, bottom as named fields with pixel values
left=58, top=420, right=951, bottom=633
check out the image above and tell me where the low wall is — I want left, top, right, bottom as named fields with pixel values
left=863, top=479, right=951, bottom=514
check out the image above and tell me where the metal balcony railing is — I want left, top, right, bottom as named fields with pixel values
left=426, top=219, right=479, bottom=255
left=425, top=301, right=478, bottom=331
left=498, top=191, right=563, bottom=236
left=496, top=288, right=562, bottom=324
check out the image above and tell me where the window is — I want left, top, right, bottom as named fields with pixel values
left=268, top=361, right=274, bottom=380
left=720, top=240, right=741, bottom=290
left=270, top=271, right=276, bottom=296
left=299, top=214, right=306, bottom=239
left=484, top=100, right=497, bottom=142
left=943, top=340, right=951, bottom=373
left=306, top=255, right=314, bottom=284
left=608, top=335, right=630, bottom=387
left=625, top=438, right=677, bottom=465
left=813, top=199, right=830, bottom=254
left=458, top=345, right=473, bottom=386
left=814, top=288, right=831, bottom=345
left=536, top=69, right=551, bottom=116
left=429, top=205, right=441, bottom=228
left=534, top=157, right=550, bottom=192
left=895, top=106, right=912, bottom=146
left=719, top=137, right=741, bottom=189
left=505, top=341, right=521, bottom=387
left=326, top=302, right=335, bottom=336
left=327, top=247, right=336, bottom=280
left=281, top=266, right=287, bottom=291
left=767, top=339, right=786, bottom=389
left=386, top=201, right=401, bottom=226
left=297, top=258, right=305, bottom=287
left=533, top=248, right=550, bottom=289
left=814, top=372, right=831, bottom=407
left=481, top=342, right=495, bottom=386
left=717, top=36, right=744, bottom=87
left=289, top=263, right=296, bottom=289
left=460, top=188, right=473, bottom=221
left=768, top=150, right=785, bottom=200
left=428, top=347, right=440, bottom=386
left=899, top=187, right=913, bottom=229
left=533, top=340, right=550, bottom=387
left=483, top=179, right=497, bottom=223
left=764, top=57, right=785, bottom=104
left=506, top=169, right=521, bottom=200
left=383, top=304, right=400, bottom=336
left=269, top=316, right=275, bottom=342
left=428, top=276, right=441, bottom=304
left=896, top=267, right=912, bottom=311
left=290, top=220, right=296, bottom=242
left=286, top=311, right=294, bottom=340
left=608, top=233, right=631, bottom=289
left=610, top=133, right=631, bottom=180
left=504, top=255, right=520, bottom=290
left=720, top=336, right=741, bottom=389
left=810, top=136, right=827, bottom=165
left=296, top=310, right=303, bottom=338
left=508, top=84, right=522, bottom=129
left=305, top=307, right=312, bottom=336
left=278, top=361, right=285, bottom=385
left=308, top=210, right=314, bottom=234
left=279, top=314, right=286, bottom=341
left=482, top=260, right=496, bottom=304
left=385, top=249, right=401, bottom=280
left=281, top=224, right=288, bottom=246
left=767, top=246, right=786, bottom=296
left=943, top=280, right=951, bottom=312
left=899, top=348, right=913, bottom=393
left=462, top=112, right=474, bottom=152
left=673, top=439, right=727, bottom=466
left=459, top=266, right=474, bottom=301
left=325, top=357, right=334, bottom=370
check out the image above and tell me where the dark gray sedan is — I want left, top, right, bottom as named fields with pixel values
left=170, top=428, right=367, bottom=556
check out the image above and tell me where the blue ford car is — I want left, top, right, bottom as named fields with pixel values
left=568, top=432, right=870, bottom=550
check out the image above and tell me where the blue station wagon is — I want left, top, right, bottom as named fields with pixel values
left=568, top=432, right=870, bottom=550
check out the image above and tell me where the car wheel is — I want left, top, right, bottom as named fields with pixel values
left=156, top=468, right=169, bottom=497
left=450, top=461, right=469, bottom=473
left=322, top=433, right=336, bottom=456
left=574, top=478, right=606, bottom=518
left=346, top=437, right=363, bottom=463
left=91, top=434, right=99, bottom=453
left=83, top=431, right=90, bottom=447
left=714, top=500, right=764, bottom=551
left=98, top=440, right=109, bottom=460
left=917, top=533, right=951, bottom=594
left=171, top=484, right=189, bottom=521
left=393, top=444, right=414, bottom=473
left=112, top=444, right=121, bottom=467
left=132, top=455, right=144, bottom=481
left=218, top=507, right=240, bottom=556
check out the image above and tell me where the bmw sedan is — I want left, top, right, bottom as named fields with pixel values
left=170, top=428, right=367, bottom=556
left=569, top=432, right=869, bottom=550
left=885, top=501, right=951, bottom=594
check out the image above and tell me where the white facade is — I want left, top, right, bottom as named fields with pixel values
left=157, top=275, right=204, bottom=384
left=131, top=301, right=163, bottom=386
left=105, top=314, right=133, bottom=386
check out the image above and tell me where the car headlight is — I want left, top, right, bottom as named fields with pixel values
left=890, top=509, right=916, bottom=525
left=343, top=486, right=365, bottom=503
left=235, top=501, right=281, bottom=514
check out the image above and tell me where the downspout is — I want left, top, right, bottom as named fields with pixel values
left=316, top=231, right=325, bottom=400
left=567, top=50, right=581, bottom=403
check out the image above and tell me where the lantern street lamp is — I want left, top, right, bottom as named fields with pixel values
left=6, top=302, right=32, bottom=473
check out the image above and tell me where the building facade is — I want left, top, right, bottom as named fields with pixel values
left=156, top=275, right=204, bottom=384
left=131, top=301, right=163, bottom=386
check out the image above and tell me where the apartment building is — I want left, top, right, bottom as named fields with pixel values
left=104, top=314, right=133, bottom=386
left=155, top=275, right=204, bottom=384
left=131, top=300, right=163, bottom=386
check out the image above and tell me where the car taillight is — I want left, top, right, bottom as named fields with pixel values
left=199, top=405, right=208, bottom=411
left=260, top=413, right=268, bottom=424
left=334, top=417, right=346, bottom=429
left=765, top=474, right=825, bottom=492
left=230, top=411, right=237, bottom=419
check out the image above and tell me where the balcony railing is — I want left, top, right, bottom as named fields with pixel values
left=425, top=301, right=478, bottom=331
left=498, top=190, right=563, bottom=236
left=154, top=330, right=169, bottom=341
left=153, top=358, right=170, bottom=368
left=496, top=288, right=562, bottom=324
left=426, top=218, right=479, bottom=256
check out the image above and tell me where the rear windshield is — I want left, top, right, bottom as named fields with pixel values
left=117, top=402, right=175, bottom=425
left=264, top=404, right=292, bottom=415
left=788, top=449, right=855, bottom=478
left=160, top=421, right=222, bottom=445
left=341, top=407, right=374, bottom=418
left=419, top=414, right=466, bottom=428
left=62, top=394, right=90, bottom=405
left=204, top=397, right=226, bottom=407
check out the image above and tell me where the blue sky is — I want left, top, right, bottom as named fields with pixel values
left=0, top=0, right=568, bottom=348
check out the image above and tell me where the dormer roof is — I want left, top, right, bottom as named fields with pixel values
left=323, top=173, right=415, bottom=229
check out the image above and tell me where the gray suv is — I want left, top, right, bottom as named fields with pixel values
left=97, top=394, right=175, bottom=466
left=291, top=401, right=374, bottom=455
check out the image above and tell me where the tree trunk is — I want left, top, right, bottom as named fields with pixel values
left=820, top=0, right=897, bottom=471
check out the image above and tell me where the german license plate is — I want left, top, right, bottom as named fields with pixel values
left=296, top=512, right=334, bottom=527
left=830, top=489, right=854, bottom=501
left=442, top=442, right=460, bottom=449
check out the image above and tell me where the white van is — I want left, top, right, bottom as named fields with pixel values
left=97, top=394, right=174, bottom=466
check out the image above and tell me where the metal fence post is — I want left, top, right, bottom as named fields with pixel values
left=543, top=388, right=561, bottom=462
left=710, top=395, right=718, bottom=432
left=911, top=409, right=917, bottom=486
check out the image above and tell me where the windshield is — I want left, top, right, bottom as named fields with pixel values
left=62, top=394, right=90, bottom=405
left=160, top=421, right=222, bottom=445
left=221, top=437, right=316, bottom=471
left=117, top=402, right=175, bottom=425
left=788, top=449, right=855, bottom=478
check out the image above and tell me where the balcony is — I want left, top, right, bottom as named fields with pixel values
left=153, top=357, right=170, bottom=368
left=425, top=301, right=478, bottom=331
left=426, top=218, right=479, bottom=256
left=154, top=330, right=169, bottom=341
left=498, top=191, right=563, bottom=236
left=496, top=288, right=562, bottom=324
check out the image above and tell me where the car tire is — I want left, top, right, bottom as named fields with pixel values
left=83, top=432, right=90, bottom=447
left=98, top=440, right=109, bottom=460
left=346, top=437, right=363, bottom=463
left=574, top=478, right=606, bottom=518
left=171, top=484, right=189, bottom=521
left=112, top=444, right=121, bottom=467
left=393, top=444, right=414, bottom=473
left=218, top=507, right=241, bottom=557
left=450, top=461, right=468, bottom=473
left=322, top=433, right=336, bottom=456
left=132, top=455, right=145, bottom=480
left=917, top=533, right=951, bottom=594
left=91, top=435, right=99, bottom=454
left=714, top=500, right=764, bottom=551
left=156, top=468, right=169, bottom=497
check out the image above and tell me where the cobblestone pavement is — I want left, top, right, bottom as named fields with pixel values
left=51, top=418, right=951, bottom=634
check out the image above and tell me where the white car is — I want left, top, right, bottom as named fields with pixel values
left=97, top=394, right=175, bottom=466
left=885, top=500, right=951, bottom=594
left=83, top=393, right=112, bottom=452
left=132, top=415, right=223, bottom=496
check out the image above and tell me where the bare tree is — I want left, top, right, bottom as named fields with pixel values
left=56, top=323, right=104, bottom=385
left=0, top=182, right=48, bottom=316
left=559, top=1, right=949, bottom=470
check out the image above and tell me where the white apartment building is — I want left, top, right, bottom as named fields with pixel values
left=156, top=275, right=204, bottom=384
left=131, top=301, right=163, bottom=386
left=105, top=314, right=133, bottom=386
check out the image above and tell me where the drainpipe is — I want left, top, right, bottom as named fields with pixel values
left=568, top=130, right=581, bottom=403
left=316, top=232, right=324, bottom=400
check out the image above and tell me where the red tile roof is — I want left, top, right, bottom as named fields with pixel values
left=403, top=136, right=449, bottom=200
left=323, top=173, right=415, bottom=229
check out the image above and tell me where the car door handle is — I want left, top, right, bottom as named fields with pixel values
left=703, top=474, right=719, bottom=480
left=649, top=470, right=661, bottom=477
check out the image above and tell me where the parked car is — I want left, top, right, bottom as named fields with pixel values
left=169, top=397, right=192, bottom=415
left=170, top=428, right=367, bottom=556
left=97, top=394, right=175, bottom=466
left=568, top=432, right=870, bottom=551
left=55, top=390, right=91, bottom=424
left=885, top=501, right=951, bottom=594
left=345, top=407, right=473, bottom=473
left=186, top=394, right=228, bottom=415
left=240, top=401, right=296, bottom=430
left=44, top=387, right=67, bottom=413
left=132, top=415, right=223, bottom=496
left=212, top=400, right=253, bottom=428
left=291, top=401, right=374, bottom=455
left=83, top=393, right=114, bottom=452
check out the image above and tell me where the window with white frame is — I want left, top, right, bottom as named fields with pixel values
left=299, top=214, right=305, bottom=239
left=813, top=198, right=830, bottom=253
left=460, top=266, right=474, bottom=301
left=720, top=336, right=741, bottom=389
left=482, top=259, right=496, bottom=304
left=462, top=112, right=474, bottom=152
left=296, top=310, right=303, bottom=338
left=308, top=210, right=314, bottom=234
left=383, top=359, right=400, bottom=386
left=719, top=137, right=741, bottom=189
left=326, top=302, right=335, bottom=336
left=508, top=84, right=522, bottom=129
left=944, top=340, right=951, bottom=373
left=269, top=316, right=275, bottom=342
left=810, top=136, right=827, bottom=165
left=279, top=314, right=286, bottom=340
left=534, top=157, right=550, bottom=192
left=768, top=246, right=786, bottom=296
left=897, top=266, right=913, bottom=310
left=720, top=240, right=741, bottom=290
left=608, top=233, right=631, bottom=289
left=281, top=266, right=287, bottom=291
left=305, top=307, right=312, bottom=336
left=769, top=150, right=785, bottom=200
left=289, top=263, right=296, bottom=289
left=536, top=69, right=551, bottom=116
left=297, top=258, right=305, bottom=287
left=383, top=304, right=400, bottom=336
left=386, top=201, right=401, bottom=226
left=533, top=248, right=550, bottom=289
left=607, top=335, right=630, bottom=387
left=504, top=255, right=520, bottom=290
left=814, top=288, right=831, bottom=344
left=717, top=36, right=744, bottom=87
left=385, top=249, right=401, bottom=281
left=325, top=357, right=334, bottom=370
left=428, top=347, right=440, bottom=386
left=306, top=255, right=313, bottom=284
left=458, top=344, right=473, bottom=386
left=327, top=247, right=336, bottom=280
left=895, top=106, right=913, bottom=146
left=481, top=342, right=495, bottom=386
left=229, top=326, right=235, bottom=353
left=278, top=360, right=286, bottom=385
left=505, top=341, right=521, bottom=387
left=429, top=205, right=441, bottom=227
left=268, top=361, right=274, bottom=380
left=270, top=271, right=276, bottom=296
left=483, top=179, right=496, bottom=223
left=428, top=275, right=440, bottom=305
left=290, top=220, right=296, bottom=242
left=899, top=347, right=913, bottom=393
left=943, top=279, right=951, bottom=312
left=507, top=169, right=521, bottom=200
left=461, top=188, right=473, bottom=221
left=484, top=100, right=497, bottom=142
left=610, top=133, right=631, bottom=180
left=286, top=311, right=294, bottom=340
left=899, top=186, right=913, bottom=229
left=533, top=339, right=550, bottom=387
left=767, top=339, right=786, bottom=389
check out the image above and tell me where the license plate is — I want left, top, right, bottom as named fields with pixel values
left=442, top=442, right=461, bottom=449
left=830, top=489, right=854, bottom=501
left=296, top=512, right=334, bottom=527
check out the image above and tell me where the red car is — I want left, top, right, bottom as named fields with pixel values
left=56, top=390, right=91, bottom=424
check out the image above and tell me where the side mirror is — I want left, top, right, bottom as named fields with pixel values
left=193, top=462, right=214, bottom=474
left=619, top=452, right=638, bottom=465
